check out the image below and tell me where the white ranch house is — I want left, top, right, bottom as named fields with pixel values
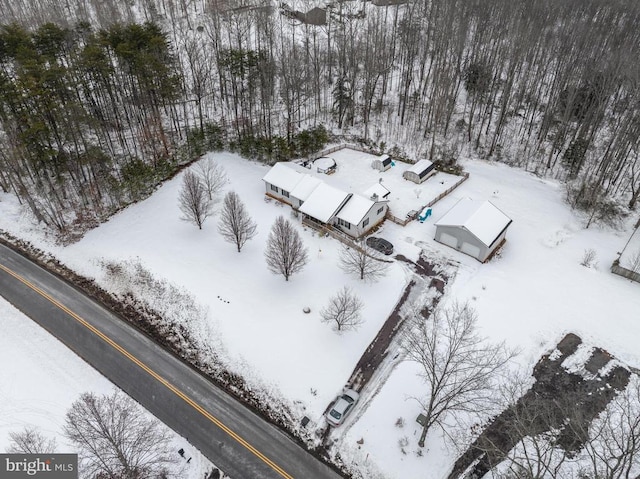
left=290, top=175, right=323, bottom=208
left=334, top=194, right=388, bottom=237
left=299, top=183, right=351, bottom=224
left=262, top=162, right=388, bottom=238
left=261, top=162, right=308, bottom=206
left=434, top=198, right=512, bottom=262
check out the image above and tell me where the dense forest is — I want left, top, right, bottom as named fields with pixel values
left=1, top=0, right=639, bottom=234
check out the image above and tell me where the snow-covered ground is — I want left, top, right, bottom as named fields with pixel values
left=1, top=148, right=639, bottom=479
left=0, top=296, right=212, bottom=478
left=342, top=159, right=640, bottom=479
left=312, top=147, right=465, bottom=219
left=0, top=149, right=410, bottom=421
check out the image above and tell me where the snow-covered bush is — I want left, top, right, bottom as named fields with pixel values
left=580, top=248, right=598, bottom=268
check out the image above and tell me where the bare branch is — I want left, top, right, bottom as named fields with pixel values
left=264, top=216, right=308, bottom=281
left=573, top=376, right=640, bottom=479
left=320, top=286, right=364, bottom=332
left=64, top=390, right=178, bottom=479
left=179, top=170, right=212, bottom=229
left=194, top=158, right=227, bottom=201
left=7, top=427, right=57, bottom=454
left=218, top=191, right=257, bottom=252
left=338, top=243, right=389, bottom=282
left=477, top=371, right=571, bottom=479
left=403, top=301, right=515, bottom=447
left=628, top=249, right=640, bottom=273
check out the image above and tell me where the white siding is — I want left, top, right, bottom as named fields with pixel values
left=333, top=202, right=387, bottom=238
left=461, top=242, right=481, bottom=259
left=438, top=231, right=458, bottom=249
left=265, top=182, right=295, bottom=206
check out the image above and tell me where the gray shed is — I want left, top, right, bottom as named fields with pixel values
left=434, top=198, right=512, bottom=262
left=403, top=159, right=435, bottom=184
left=371, top=154, right=392, bottom=172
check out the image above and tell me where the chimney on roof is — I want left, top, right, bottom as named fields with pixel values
left=371, top=193, right=378, bottom=201
left=379, top=177, right=383, bottom=183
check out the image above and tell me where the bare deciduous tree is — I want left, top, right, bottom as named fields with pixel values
left=264, top=216, right=308, bottom=281
left=7, top=426, right=56, bottom=454
left=404, top=302, right=514, bottom=447
left=194, top=158, right=227, bottom=201
left=321, top=286, right=364, bottom=332
left=338, top=244, right=389, bottom=281
left=179, top=170, right=212, bottom=229
left=475, top=372, right=640, bottom=479
left=64, top=390, right=178, bottom=479
left=573, top=376, right=640, bottom=479
left=218, top=191, right=257, bottom=252
left=477, top=372, right=571, bottom=479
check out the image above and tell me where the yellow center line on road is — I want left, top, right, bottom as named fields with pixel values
left=0, top=262, right=294, bottom=479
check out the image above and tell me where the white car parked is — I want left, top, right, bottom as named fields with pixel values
left=326, top=389, right=360, bottom=427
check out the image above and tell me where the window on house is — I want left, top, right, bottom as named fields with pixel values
left=270, top=184, right=279, bottom=192
left=282, top=190, right=290, bottom=198
left=337, top=218, right=351, bottom=229
left=362, top=218, right=370, bottom=227
left=377, top=206, right=384, bottom=215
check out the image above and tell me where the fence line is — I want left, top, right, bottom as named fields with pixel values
left=385, top=172, right=470, bottom=227
left=310, top=143, right=373, bottom=161
left=611, top=261, right=640, bottom=284
left=305, top=145, right=470, bottom=227
left=425, top=172, right=470, bottom=208
left=385, top=211, right=413, bottom=227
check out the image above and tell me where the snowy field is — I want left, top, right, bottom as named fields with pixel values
left=0, top=296, right=212, bottom=478
left=1, top=149, right=640, bottom=479
left=305, top=147, right=465, bottom=219
left=342, top=159, right=640, bottom=478
left=0, top=149, right=410, bottom=420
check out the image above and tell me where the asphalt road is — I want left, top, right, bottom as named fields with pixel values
left=0, top=243, right=343, bottom=479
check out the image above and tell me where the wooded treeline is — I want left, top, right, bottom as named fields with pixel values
left=0, top=22, right=181, bottom=230
left=1, top=0, right=640, bottom=233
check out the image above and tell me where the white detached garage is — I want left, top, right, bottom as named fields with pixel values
left=434, top=198, right=512, bottom=262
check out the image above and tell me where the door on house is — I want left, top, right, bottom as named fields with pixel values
left=439, top=232, right=458, bottom=249
left=461, top=242, right=481, bottom=259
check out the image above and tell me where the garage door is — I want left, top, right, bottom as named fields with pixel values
left=461, top=242, right=481, bottom=259
left=439, top=232, right=458, bottom=249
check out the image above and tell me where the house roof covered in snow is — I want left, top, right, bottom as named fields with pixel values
left=290, top=175, right=322, bottom=202
left=435, top=198, right=512, bottom=247
left=363, top=183, right=390, bottom=200
left=336, top=194, right=375, bottom=225
left=262, top=162, right=305, bottom=193
left=299, top=183, right=351, bottom=223
left=407, top=159, right=435, bottom=178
